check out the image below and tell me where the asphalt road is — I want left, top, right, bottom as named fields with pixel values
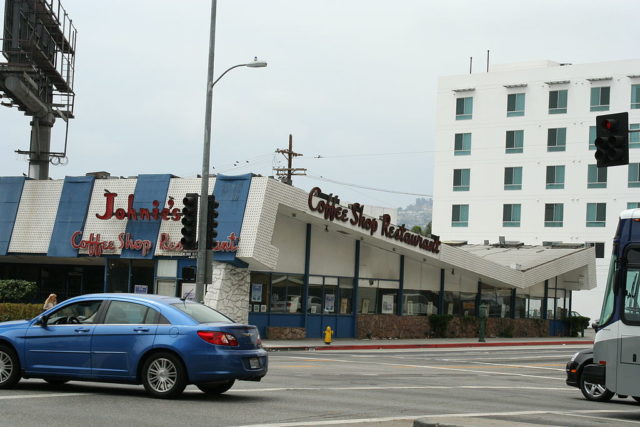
left=2, top=345, right=640, bottom=426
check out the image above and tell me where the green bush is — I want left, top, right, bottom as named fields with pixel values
left=567, top=315, right=591, bottom=337
left=0, top=303, right=42, bottom=322
left=429, top=314, right=453, bottom=338
left=0, top=280, right=38, bottom=303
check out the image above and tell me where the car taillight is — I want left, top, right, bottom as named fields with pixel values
left=197, top=331, right=239, bottom=346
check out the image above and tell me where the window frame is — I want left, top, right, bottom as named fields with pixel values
left=548, top=89, right=568, bottom=114
left=507, top=93, right=525, bottom=117
left=504, top=166, right=523, bottom=190
left=590, top=86, right=610, bottom=112
left=452, top=204, right=469, bottom=227
left=629, top=163, right=640, bottom=188
left=631, top=84, right=640, bottom=110
left=544, top=203, right=564, bottom=227
left=546, top=165, right=565, bottom=189
left=453, top=168, right=470, bottom=191
left=502, top=204, right=521, bottom=227
left=505, top=130, right=524, bottom=154
left=586, top=202, right=606, bottom=227
left=454, top=133, right=471, bottom=156
left=547, top=128, right=567, bottom=152
left=456, top=97, right=473, bottom=120
left=587, top=164, right=608, bottom=189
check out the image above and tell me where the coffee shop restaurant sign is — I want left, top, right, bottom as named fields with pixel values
left=308, top=187, right=441, bottom=254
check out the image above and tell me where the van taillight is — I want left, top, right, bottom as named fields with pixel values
left=197, top=331, right=239, bottom=346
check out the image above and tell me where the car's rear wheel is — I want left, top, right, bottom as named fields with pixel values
left=142, top=352, right=186, bottom=399
left=580, top=374, right=614, bottom=401
left=196, top=379, right=235, bottom=395
left=0, top=344, right=21, bottom=389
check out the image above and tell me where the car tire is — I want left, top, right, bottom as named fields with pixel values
left=0, top=344, right=21, bottom=389
left=196, top=380, right=235, bottom=395
left=580, top=373, right=614, bottom=402
left=44, top=378, right=69, bottom=386
left=142, top=352, right=187, bottom=399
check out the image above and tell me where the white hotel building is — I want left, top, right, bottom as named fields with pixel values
left=432, top=58, right=640, bottom=318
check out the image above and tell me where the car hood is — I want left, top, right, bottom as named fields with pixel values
left=0, top=319, right=32, bottom=329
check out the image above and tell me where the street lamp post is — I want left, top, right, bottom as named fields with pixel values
left=195, top=0, right=267, bottom=303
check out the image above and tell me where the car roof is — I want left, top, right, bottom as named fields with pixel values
left=72, top=293, right=187, bottom=306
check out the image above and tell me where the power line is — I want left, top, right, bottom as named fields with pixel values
left=304, top=173, right=432, bottom=197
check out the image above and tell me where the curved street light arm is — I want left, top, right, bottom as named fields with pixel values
left=210, top=64, right=250, bottom=89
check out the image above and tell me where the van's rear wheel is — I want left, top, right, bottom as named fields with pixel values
left=580, top=375, right=614, bottom=401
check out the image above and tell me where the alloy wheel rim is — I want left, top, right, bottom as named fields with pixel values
left=0, top=351, right=13, bottom=383
left=584, top=380, right=606, bottom=397
left=147, top=358, right=177, bottom=393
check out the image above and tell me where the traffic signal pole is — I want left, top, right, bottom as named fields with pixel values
left=195, top=0, right=218, bottom=303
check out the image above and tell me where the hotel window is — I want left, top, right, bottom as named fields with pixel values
left=546, top=165, right=565, bottom=189
left=589, top=126, right=596, bottom=150
left=590, top=86, right=610, bottom=112
left=452, top=204, right=469, bottom=227
left=547, top=128, right=566, bottom=152
left=631, top=124, right=640, bottom=149
left=456, top=97, right=473, bottom=120
left=505, top=130, right=524, bottom=153
left=453, top=168, right=470, bottom=191
left=587, top=164, right=607, bottom=189
left=549, top=90, right=568, bottom=114
left=586, top=203, right=606, bottom=227
left=504, top=167, right=522, bottom=190
left=629, top=163, right=640, bottom=188
left=507, top=93, right=525, bottom=117
left=544, top=203, right=563, bottom=227
left=454, top=133, right=471, bottom=155
left=503, top=204, right=521, bottom=227
left=628, top=202, right=640, bottom=209
left=632, top=84, right=640, bottom=109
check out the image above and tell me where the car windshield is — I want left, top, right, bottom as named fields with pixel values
left=171, top=302, right=233, bottom=324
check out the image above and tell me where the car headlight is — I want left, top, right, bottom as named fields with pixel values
left=570, top=351, right=580, bottom=362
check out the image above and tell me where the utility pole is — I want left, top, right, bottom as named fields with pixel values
left=274, top=134, right=306, bottom=185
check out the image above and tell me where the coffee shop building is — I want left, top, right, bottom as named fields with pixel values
left=0, top=173, right=596, bottom=338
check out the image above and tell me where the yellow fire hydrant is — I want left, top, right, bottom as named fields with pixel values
left=323, top=326, right=333, bottom=345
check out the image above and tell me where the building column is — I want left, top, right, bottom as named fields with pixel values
left=204, top=262, right=250, bottom=324
left=303, top=224, right=311, bottom=333
left=352, top=240, right=361, bottom=337
left=510, top=288, right=516, bottom=319
left=475, top=281, right=481, bottom=317
left=542, top=279, right=549, bottom=320
left=398, top=255, right=405, bottom=316
left=438, top=268, right=445, bottom=315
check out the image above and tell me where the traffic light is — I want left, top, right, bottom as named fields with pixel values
left=180, top=193, right=198, bottom=250
left=594, top=112, right=629, bottom=167
left=206, top=195, right=219, bottom=250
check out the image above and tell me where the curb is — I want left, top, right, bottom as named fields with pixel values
left=264, top=340, right=593, bottom=352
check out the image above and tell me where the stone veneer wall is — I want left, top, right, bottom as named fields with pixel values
left=204, top=262, right=250, bottom=324
left=357, top=315, right=549, bottom=339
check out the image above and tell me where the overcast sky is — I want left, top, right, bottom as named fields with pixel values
left=1, top=0, right=639, bottom=210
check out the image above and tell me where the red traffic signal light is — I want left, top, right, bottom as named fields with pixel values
left=594, top=112, right=629, bottom=168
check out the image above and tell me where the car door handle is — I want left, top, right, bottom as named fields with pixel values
left=133, top=327, right=150, bottom=332
left=74, top=327, right=90, bottom=333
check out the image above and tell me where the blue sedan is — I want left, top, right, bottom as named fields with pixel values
left=0, top=293, right=268, bottom=398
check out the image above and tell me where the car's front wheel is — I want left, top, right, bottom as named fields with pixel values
left=196, top=380, right=235, bottom=395
left=580, top=374, right=614, bottom=402
left=142, top=352, right=186, bottom=399
left=0, top=344, right=21, bottom=389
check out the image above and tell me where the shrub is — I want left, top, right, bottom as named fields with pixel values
left=0, top=303, right=42, bottom=322
left=0, top=280, right=38, bottom=303
left=429, top=314, right=453, bottom=338
left=567, top=315, right=591, bottom=337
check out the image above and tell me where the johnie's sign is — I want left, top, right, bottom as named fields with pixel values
left=308, top=187, right=441, bottom=254
left=96, top=191, right=182, bottom=221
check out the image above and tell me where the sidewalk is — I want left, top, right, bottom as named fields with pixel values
left=262, top=329, right=595, bottom=352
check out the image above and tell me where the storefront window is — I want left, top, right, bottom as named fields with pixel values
left=514, top=293, right=527, bottom=318
left=358, top=279, right=399, bottom=314
left=249, top=273, right=270, bottom=313
left=107, top=259, right=129, bottom=293
left=527, top=297, right=543, bottom=318
left=358, top=285, right=377, bottom=314
left=460, top=292, right=476, bottom=316
left=338, top=277, right=353, bottom=314
left=402, top=291, right=438, bottom=315
left=270, top=274, right=303, bottom=313
left=443, top=291, right=459, bottom=316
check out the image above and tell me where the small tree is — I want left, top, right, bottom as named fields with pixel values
left=425, top=221, right=432, bottom=236
left=0, top=280, right=38, bottom=303
left=411, top=225, right=423, bottom=235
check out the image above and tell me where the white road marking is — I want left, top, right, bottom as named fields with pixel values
left=234, top=408, right=640, bottom=427
left=231, top=385, right=572, bottom=393
left=467, top=360, right=565, bottom=372
left=558, top=411, right=640, bottom=424
left=275, top=355, right=563, bottom=380
left=0, top=392, right=90, bottom=400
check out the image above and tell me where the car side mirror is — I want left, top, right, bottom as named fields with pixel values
left=591, top=321, right=599, bottom=331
